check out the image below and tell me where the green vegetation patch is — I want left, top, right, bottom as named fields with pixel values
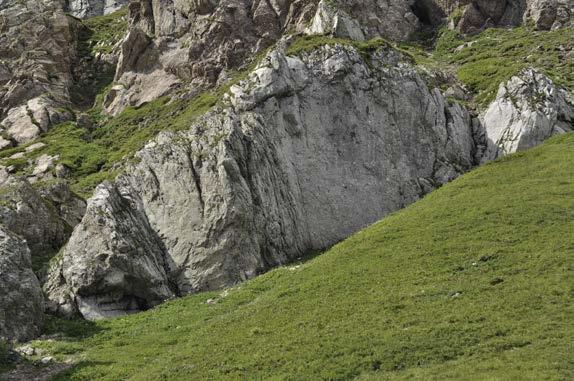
left=75, top=8, right=128, bottom=56
left=404, top=27, right=574, bottom=107
left=33, top=132, right=574, bottom=380
left=7, top=93, right=216, bottom=197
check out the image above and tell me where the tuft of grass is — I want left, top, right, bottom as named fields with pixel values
left=33, top=132, right=574, bottom=380
left=76, top=8, right=128, bottom=56
left=287, top=35, right=390, bottom=58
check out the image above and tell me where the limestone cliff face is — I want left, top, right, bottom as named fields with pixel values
left=0, top=0, right=573, bottom=338
left=46, top=43, right=477, bottom=319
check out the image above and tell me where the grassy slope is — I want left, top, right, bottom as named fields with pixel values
left=31, top=133, right=574, bottom=380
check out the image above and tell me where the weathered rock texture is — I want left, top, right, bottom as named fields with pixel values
left=525, top=0, right=574, bottom=30
left=0, top=0, right=76, bottom=146
left=480, top=68, right=574, bottom=160
left=306, top=0, right=445, bottom=42
left=0, top=178, right=85, bottom=257
left=47, top=43, right=478, bottom=319
left=0, top=176, right=85, bottom=338
left=0, top=227, right=44, bottom=342
left=67, top=0, right=129, bottom=18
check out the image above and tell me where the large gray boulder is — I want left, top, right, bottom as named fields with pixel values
left=44, top=182, right=175, bottom=319
left=47, top=43, right=477, bottom=319
left=480, top=68, right=574, bottom=161
left=0, top=227, right=44, bottom=342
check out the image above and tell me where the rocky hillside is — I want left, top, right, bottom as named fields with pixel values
left=0, top=0, right=572, bottom=371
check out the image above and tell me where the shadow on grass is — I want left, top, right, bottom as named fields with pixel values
left=43, top=315, right=104, bottom=340
left=47, top=361, right=113, bottom=381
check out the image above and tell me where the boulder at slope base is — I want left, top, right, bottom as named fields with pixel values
left=480, top=68, right=574, bottom=161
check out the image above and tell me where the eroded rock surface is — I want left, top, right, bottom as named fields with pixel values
left=0, top=227, right=44, bottom=342
left=0, top=0, right=76, bottom=145
left=47, top=43, right=478, bottom=319
left=480, top=68, right=574, bottom=160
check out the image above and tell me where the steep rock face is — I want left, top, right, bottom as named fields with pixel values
left=67, top=0, right=129, bottom=18
left=480, top=69, right=574, bottom=161
left=0, top=228, right=44, bottom=342
left=47, top=43, right=477, bottom=319
left=0, top=0, right=76, bottom=146
left=44, top=182, right=174, bottom=319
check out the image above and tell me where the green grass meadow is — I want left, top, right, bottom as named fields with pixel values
left=27, top=133, right=574, bottom=380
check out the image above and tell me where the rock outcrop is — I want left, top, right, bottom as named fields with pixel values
left=67, top=0, right=129, bottom=18
left=47, top=42, right=477, bottom=319
left=0, top=0, right=76, bottom=146
left=0, top=178, right=85, bottom=257
left=0, top=228, right=44, bottom=342
left=480, top=68, right=574, bottom=161
left=0, top=177, right=85, bottom=337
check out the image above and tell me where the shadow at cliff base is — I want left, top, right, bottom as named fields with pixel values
left=49, top=361, right=113, bottom=381
left=42, top=315, right=105, bottom=341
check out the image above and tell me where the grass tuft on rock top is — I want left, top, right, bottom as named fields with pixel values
left=30, top=132, right=574, bottom=380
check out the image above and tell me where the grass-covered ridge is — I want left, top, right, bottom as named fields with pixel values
left=29, top=133, right=574, bottom=380
left=402, top=26, right=574, bottom=106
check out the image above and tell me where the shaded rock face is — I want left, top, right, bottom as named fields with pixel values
left=0, top=179, right=76, bottom=257
left=480, top=69, right=574, bottom=161
left=47, top=44, right=477, bottom=319
left=67, top=0, right=129, bottom=18
left=0, top=228, right=44, bottom=342
left=306, top=0, right=445, bottom=42
left=0, top=0, right=76, bottom=146
left=0, top=177, right=85, bottom=338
